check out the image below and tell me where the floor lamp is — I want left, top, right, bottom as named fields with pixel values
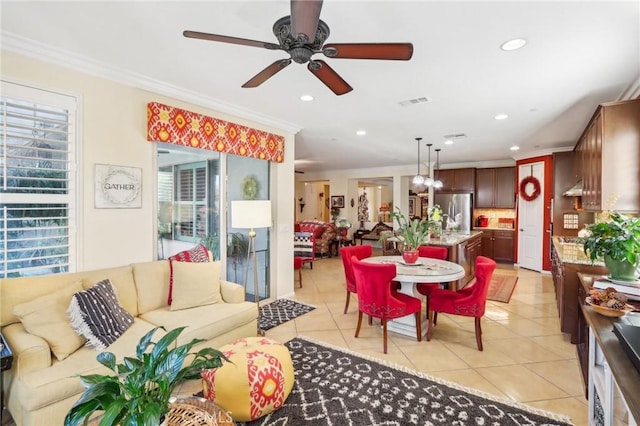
left=231, top=200, right=272, bottom=336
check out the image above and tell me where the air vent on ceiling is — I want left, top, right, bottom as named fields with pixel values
left=443, top=133, right=467, bottom=139
left=398, top=97, right=430, bottom=107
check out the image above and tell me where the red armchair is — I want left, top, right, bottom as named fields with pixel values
left=339, top=244, right=373, bottom=314
left=351, top=257, right=422, bottom=353
left=426, top=256, right=497, bottom=351
left=415, top=245, right=449, bottom=322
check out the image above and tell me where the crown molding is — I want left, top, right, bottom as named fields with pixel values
left=1, top=31, right=302, bottom=135
left=620, top=72, right=640, bottom=100
left=511, top=146, right=572, bottom=161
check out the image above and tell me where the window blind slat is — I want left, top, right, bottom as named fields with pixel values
left=1, top=85, right=76, bottom=278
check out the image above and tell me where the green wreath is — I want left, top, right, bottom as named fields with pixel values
left=242, top=175, right=259, bottom=200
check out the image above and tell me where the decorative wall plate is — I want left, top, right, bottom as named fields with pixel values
left=242, top=175, right=259, bottom=199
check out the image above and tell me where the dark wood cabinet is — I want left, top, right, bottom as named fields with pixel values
left=576, top=276, right=589, bottom=397
left=480, top=230, right=514, bottom=263
left=466, top=234, right=482, bottom=278
left=550, top=243, right=607, bottom=344
left=434, top=168, right=475, bottom=193
left=574, top=99, right=640, bottom=211
left=475, top=167, right=515, bottom=208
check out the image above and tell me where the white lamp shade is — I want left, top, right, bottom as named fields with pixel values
left=231, top=200, right=272, bottom=229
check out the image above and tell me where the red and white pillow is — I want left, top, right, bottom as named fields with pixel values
left=167, top=244, right=210, bottom=304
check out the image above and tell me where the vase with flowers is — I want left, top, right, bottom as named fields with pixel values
left=391, top=207, right=430, bottom=264
left=578, top=210, right=640, bottom=281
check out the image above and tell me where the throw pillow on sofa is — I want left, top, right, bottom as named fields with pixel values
left=13, top=280, right=86, bottom=361
left=170, top=261, right=223, bottom=311
left=68, top=278, right=134, bottom=350
left=167, top=243, right=210, bottom=304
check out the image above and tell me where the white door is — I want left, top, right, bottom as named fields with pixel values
left=518, top=162, right=544, bottom=271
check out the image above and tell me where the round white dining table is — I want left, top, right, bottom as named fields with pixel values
left=362, top=255, right=465, bottom=338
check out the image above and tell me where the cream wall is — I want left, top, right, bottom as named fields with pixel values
left=2, top=50, right=296, bottom=298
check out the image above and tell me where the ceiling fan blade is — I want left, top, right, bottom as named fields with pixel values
left=307, top=60, right=353, bottom=96
left=291, top=0, right=323, bottom=43
left=323, top=43, right=414, bottom=60
left=242, top=59, right=292, bottom=88
left=183, top=30, right=281, bottom=50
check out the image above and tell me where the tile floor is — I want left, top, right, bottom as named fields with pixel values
left=267, top=252, right=588, bottom=425
left=1, top=251, right=589, bottom=425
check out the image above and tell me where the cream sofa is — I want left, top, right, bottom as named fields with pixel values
left=0, top=259, right=258, bottom=426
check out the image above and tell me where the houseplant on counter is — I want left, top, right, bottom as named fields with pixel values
left=64, top=326, right=228, bottom=426
left=579, top=211, right=640, bottom=281
left=391, top=207, right=430, bottom=264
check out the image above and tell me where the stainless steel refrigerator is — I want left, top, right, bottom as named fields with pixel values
left=433, top=193, right=473, bottom=233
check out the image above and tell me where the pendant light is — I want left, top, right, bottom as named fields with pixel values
left=411, top=137, right=425, bottom=190
left=433, top=148, right=443, bottom=189
left=423, top=143, right=434, bottom=187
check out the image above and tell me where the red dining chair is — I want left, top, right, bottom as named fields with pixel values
left=339, top=244, right=373, bottom=314
left=426, top=256, right=497, bottom=351
left=351, top=257, right=422, bottom=353
left=294, top=256, right=303, bottom=288
left=415, top=246, right=449, bottom=324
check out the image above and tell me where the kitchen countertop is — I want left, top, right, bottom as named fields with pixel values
left=426, top=230, right=483, bottom=247
left=552, top=236, right=605, bottom=266
left=472, top=227, right=515, bottom=231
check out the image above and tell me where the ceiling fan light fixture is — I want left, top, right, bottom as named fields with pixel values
left=444, top=139, right=453, bottom=145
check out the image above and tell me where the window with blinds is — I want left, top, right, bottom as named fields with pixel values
left=1, top=82, right=76, bottom=278
left=175, top=162, right=207, bottom=241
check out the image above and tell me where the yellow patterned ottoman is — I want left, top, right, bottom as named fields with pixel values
left=201, top=337, right=294, bottom=422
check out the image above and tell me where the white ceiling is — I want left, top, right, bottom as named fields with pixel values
left=2, top=1, right=639, bottom=174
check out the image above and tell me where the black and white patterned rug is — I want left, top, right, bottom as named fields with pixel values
left=259, top=299, right=316, bottom=331
left=241, top=337, right=574, bottom=426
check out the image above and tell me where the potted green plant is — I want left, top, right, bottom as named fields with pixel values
left=391, top=207, right=430, bottom=263
left=579, top=211, right=640, bottom=281
left=64, top=326, right=228, bottom=426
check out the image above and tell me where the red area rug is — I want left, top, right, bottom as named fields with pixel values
left=487, top=274, right=518, bottom=303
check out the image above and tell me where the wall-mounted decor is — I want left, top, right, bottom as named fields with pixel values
left=95, top=164, right=142, bottom=209
left=242, top=175, right=259, bottom=200
left=408, top=196, right=417, bottom=216
left=331, top=195, right=345, bottom=209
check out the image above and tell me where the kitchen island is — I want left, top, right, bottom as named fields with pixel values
left=425, top=230, right=484, bottom=288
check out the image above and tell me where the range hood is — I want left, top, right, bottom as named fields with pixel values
left=563, top=180, right=583, bottom=197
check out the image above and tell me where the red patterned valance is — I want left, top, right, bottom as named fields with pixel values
left=147, top=102, right=284, bottom=162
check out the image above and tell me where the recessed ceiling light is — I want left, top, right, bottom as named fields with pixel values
left=356, top=130, right=366, bottom=136
left=444, top=139, right=454, bottom=145
left=494, top=113, right=509, bottom=120
left=510, top=145, right=520, bottom=151
left=300, top=94, right=314, bottom=102
left=500, top=38, right=527, bottom=51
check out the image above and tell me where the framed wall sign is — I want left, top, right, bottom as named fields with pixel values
left=95, top=164, right=142, bottom=208
left=331, top=195, right=345, bottom=209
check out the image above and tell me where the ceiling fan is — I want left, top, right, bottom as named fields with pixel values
left=183, top=0, right=413, bottom=95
